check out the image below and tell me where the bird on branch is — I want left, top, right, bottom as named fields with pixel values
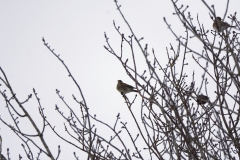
left=213, top=17, right=235, bottom=32
left=117, top=80, right=138, bottom=95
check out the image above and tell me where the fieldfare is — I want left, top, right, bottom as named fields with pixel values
left=117, top=80, right=138, bottom=95
left=213, top=17, right=235, bottom=32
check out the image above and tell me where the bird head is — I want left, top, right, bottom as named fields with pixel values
left=216, top=17, right=222, bottom=21
left=118, top=80, right=123, bottom=83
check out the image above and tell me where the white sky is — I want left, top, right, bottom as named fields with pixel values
left=0, top=0, right=239, bottom=159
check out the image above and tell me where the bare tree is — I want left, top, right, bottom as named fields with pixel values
left=0, top=0, right=240, bottom=159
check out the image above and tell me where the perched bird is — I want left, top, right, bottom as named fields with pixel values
left=213, top=17, right=235, bottom=32
left=197, top=94, right=209, bottom=105
left=117, top=80, right=138, bottom=95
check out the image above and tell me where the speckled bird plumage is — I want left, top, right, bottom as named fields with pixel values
left=213, top=17, right=235, bottom=32
left=117, top=80, right=137, bottom=95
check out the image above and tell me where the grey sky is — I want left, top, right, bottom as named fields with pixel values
left=0, top=0, right=239, bottom=159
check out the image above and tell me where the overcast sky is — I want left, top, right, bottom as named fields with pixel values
left=0, top=0, right=239, bottom=159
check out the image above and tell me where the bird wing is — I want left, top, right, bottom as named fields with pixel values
left=121, top=82, right=135, bottom=89
left=221, top=21, right=231, bottom=27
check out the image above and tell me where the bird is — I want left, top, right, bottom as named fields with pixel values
left=116, top=80, right=138, bottom=95
left=197, top=94, right=209, bottom=105
left=213, top=17, right=235, bottom=32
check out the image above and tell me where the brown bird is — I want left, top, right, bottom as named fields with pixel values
left=197, top=94, right=209, bottom=105
left=213, top=17, right=235, bottom=32
left=117, top=80, right=138, bottom=95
